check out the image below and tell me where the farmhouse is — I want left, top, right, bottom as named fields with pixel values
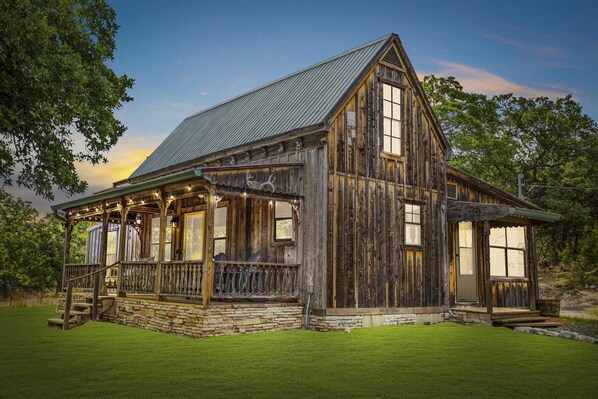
left=50, top=33, right=559, bottom=336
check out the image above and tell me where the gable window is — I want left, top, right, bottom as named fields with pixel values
left=383, top=83, right=403, bottom=155
left=405, top=204, right=421, bottom=246
left=489, top=227, right=526, bottom=278
left=213, top=206, right=228, bottom=256
left=274, top=201, right=293, bottom=242
left=150, top=216, right=172, bottom=261
left=447, top=183, right=457, bottom=199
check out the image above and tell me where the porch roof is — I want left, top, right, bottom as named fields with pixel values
left=50, top=169, right=203, bottom=211
left=447, top=200, right=561, bottom=225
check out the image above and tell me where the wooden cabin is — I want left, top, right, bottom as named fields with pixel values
left=50, top=33, right=559, bottom=336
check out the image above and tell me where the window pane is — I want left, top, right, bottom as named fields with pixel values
left=412, top=205, right=421, bottom=215
left=405, top=204, right=412, bottom=213
left=275, top=201, right=292, bottom=218
left=107, top=230, right=117, bottom=260
left=392, top=87, right=401, bottom=103
left=412, top=213, right=420, bottom=224
left=214, top=238, right=226, bottom=256
left=490, top=247, right=506, bottom=277
left=383, top=100, right=392, bottom=117
left=507, top=227, right=525, bottom=249
left=489, top=228, right=506, bottom=247
left=214, top=207, right=227, bottom=239
left=392, top=103, right=401, bottom=119
left=405, top=212, right=413, bottom=223
left=184, top=212, right=204, bottom=260
left=392, top=138, right=401, bottom=155
left=405, top=223, right=421, bottom=246
left=384, top=135, right=391, bottom=153
left=276, top=219, right=293, bottom=241
left=391, top=120, right=401, bottom=138
left=458, top=222, right=473, bottom=248
left=150, top=244, right=158, bottom=261
left=151, top=217, right=160, bottom=244
left=384, top=117, right=391, bottom=135
left=383, top=83, right=392, bottom=101
left=459, top=247, right=474, bottom=275
left=508, top=249, right=525, bottom=277
left=165, top=243, right=171, bottom=261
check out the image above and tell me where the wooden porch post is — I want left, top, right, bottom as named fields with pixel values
left=60, top=216, right=73, bottom=291
left=202, top=185, right=216, bottom=306
left=99, top=202, right=109, bottom=296
left=484, top=221, right=493, bottom=314
left=527, top=225, right=538, bottom=311
left=117, top=198, right=128, bottom=297
left=155, top=190, right=167, bottom=300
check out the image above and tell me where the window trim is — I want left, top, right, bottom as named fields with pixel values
left=150, top=215, right=172, bottom=261
left=457, top=221, right=475, bottom=276
left=182, top=211, right=205, bottom=261
left=273, top=201, right=294, bottom=243
left=382, top=82, right=403, bottom=156
left=213, top=205, right=228, bottom=256
left=489, top=227, right=526, bottom=278
left=404, top=203, right=422, bottom=247
left=447, top=183, right=458, bottom=199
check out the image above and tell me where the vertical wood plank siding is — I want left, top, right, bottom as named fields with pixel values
left=327, top=64, right=447, bottom=308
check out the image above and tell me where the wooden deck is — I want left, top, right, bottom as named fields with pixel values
left=449, top=306, right=562, bottom=328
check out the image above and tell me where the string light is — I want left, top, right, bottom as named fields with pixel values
left=188, top=184, right=192, bottom=191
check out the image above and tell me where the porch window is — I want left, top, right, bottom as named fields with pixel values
left=213, top=206, right=227, bottom=256
left=150, top=216, right=172, bottom=261
left=383, top=83, right=402, bottom=155
left=405, top=204, right=421, bottom=246
left=184, top=212, right=204, bottom=260
left=458, top=222, right=474, bottom=275
left=489, top=227, right=525, bottom=278
left=106, top=229, right=118, bottom=266
left=274, top=201, right=293, bottom=241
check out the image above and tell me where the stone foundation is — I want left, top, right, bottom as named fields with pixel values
left=101, top=298, right=304, bottom=338
left=308, top=308, right=444, bottom=331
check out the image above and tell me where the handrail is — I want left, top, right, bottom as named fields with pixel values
left=66, top=261, right=120, bottom=283
left=213, top=260, right=300, bottom=267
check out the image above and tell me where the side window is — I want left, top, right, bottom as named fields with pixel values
left=274, top=201, right=293, bottom=242
left=213, top=206, right=227, bottom=256
left=405, top=204, right=421, bottom=246
left=150, top=216, right=172, bottom=261
left=489, top=227, right=526, bottom=278
left=383, top=83, right=403, bottom=155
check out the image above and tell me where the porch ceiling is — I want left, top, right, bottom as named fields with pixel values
left=447, top=200, right=561, bottom=225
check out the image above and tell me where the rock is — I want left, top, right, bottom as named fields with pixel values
left=578, top=335, right=597, bottom=344
left=544, top=330, right=559, bottom=337
left=514, top=327, right=531, bottom=333
left=558, top=330, right=579, bottom=340
left=344, top=327, right=351, bottom=333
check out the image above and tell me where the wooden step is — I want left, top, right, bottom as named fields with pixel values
left=59, top=310, right=90, bottom=317
left=81, top=294, right=113, bottom=300
left=47, top=318, right=77, bottom=327
left=493, top=316, right=548, bottom=325
left=72, top=302, right=93, bottom=308
left=503, top=321, right=563, bottom=328
left=491, top=311, right=542, bottom=320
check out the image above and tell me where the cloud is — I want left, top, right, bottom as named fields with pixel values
left=479, top=32, right=563, bottom=57
left=423, top=60, right=570, bottom=98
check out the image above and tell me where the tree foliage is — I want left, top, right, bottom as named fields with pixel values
left=0, top=0, right=133, bottom=200
left=0, top=189, right=89, bottom=298
left=423, top=75, right=598, bottom=286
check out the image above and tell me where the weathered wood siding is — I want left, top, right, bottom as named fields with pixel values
left=327, top=63, right=448, bottom=309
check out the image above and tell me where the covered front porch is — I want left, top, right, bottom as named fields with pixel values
left=447, top=200, right=560, bottom=315
left=55, top=163, right=305, bottom=308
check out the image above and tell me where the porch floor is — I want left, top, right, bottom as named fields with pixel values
left=114, top=293, right=299, bottom=307
left=450, top=306, right=532, bottom=314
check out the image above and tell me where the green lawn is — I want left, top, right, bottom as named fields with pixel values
left=1, top=307, right=597, bottom=399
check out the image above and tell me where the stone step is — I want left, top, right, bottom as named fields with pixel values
left=503, top=321, right=563, bottom=328
left=47, top=318, right=77, bottom=327
left=493, top=316, right=549, bottom=325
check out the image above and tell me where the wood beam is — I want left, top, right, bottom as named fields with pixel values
left=117, top=198, right=129, bottom=296
left=527, top=226, right=538, bottom=311
left=60, top=217, right=73, bottom=291
left=155, top=189, right=168, bottom=300
left=99, top=202, right=109, bottom=296
left=202, top=185, right=216, bottom=306
left=484, top=221, right=493, bottom=315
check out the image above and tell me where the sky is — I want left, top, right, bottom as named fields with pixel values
left=8, top=0, right=598, bottom=214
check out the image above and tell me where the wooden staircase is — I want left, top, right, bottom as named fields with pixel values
left=48, top=294, right=114, bottom=329
left=490, top=310, right=563, bottom=328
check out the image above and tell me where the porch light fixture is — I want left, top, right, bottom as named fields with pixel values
left=128, top=198, right=133, bottom=205
left=170, top=193, right=174, bottom=200
left=170, top=216, right=179, bottom=229
left=188, top=184, right=192, bottom=191
left=141, top=200, right=145, bottom=205
left=135, top=214, right=142, bottom=225
left=155, top=191, right=159, bottom=197
left=243, top=191, right=247, bottom=197
left=269, top=200, right=273, bottom=206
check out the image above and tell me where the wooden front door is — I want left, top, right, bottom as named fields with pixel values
left=456, top=222, right=477, bottom=302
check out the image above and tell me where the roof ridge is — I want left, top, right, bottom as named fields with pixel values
left=183, top=33, right=394, bottom=120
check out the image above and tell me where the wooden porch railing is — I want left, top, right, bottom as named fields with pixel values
left=63, top=263, right=101, bottom=290
left=490, top=278, right=529, bottom=308
left=120, top=261, right=157, bottom=294
left=212, top=261, right=299, bottom=299
left=159, top=261, right=204, bottom=297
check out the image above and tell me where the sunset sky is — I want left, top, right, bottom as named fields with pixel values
left=9, top=0, right=598, bottom=214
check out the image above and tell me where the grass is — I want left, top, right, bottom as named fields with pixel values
left=1, top=307, right=597, bottom=399
left=585, top=309, right=598, bottom=316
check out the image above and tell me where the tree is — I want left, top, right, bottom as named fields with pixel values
left=0, top=0, right=133, bottom=200
left=422, top=75, right=598, bottom=283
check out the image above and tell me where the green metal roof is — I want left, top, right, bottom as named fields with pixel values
left=512, top=207, right=561, bottom=222
left=129, top=34, right=394, bottom=180
left=50, top=169, right=202, bottom=211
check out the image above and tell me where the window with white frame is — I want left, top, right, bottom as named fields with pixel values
left=383, top=83, right=403, bottom=155
left=405, top=204, right=421, bottom=246
left=213, top=206, right=227, bottom=256
left=150, top=216, right=172, bottom=261
left=489, top=227, right=526, bottom=278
